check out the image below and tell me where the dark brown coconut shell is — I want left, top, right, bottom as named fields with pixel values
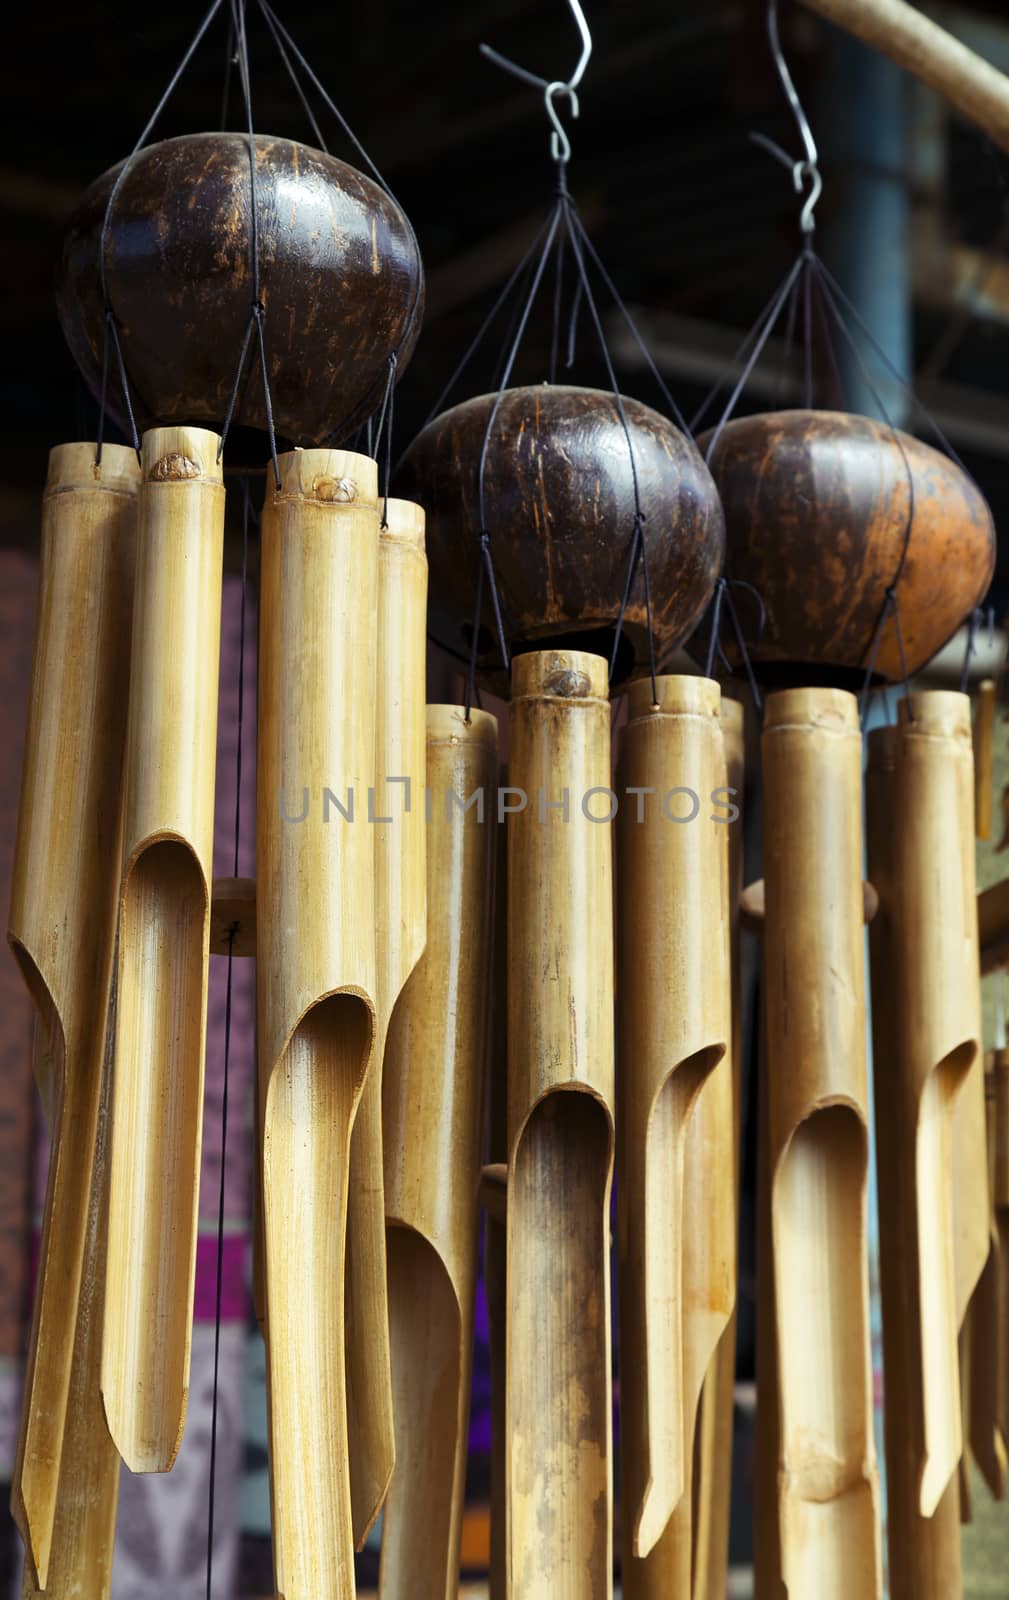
left=399, top=384, right=725, bottom=687
left=57, top=132, right=423, bottom=447
left=692, top=409, right=996, bottom=687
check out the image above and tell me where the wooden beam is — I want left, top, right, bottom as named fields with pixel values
left=796, top=0, right=1009, bottom=153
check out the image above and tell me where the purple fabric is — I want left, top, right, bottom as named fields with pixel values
left=193, top=1234, right=249, bottom=1325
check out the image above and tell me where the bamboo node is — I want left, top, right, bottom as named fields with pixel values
left=312, top=474, right=357, bottom=503
left=149, top=452, right=201, bottom=482
left=543, top=667, right=592, bottom=698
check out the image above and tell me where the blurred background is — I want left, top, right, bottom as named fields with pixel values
left=2, top=0, right=1009, bottom=1594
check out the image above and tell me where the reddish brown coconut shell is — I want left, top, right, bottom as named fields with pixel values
left=399, top=383, right=725, bottom=687
left=57, top=132, right=423, bottom=447
left=693, top=409, right=995, bottom=688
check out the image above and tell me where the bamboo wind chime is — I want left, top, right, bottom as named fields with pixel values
left=7, top=3, right=434, bottom=1597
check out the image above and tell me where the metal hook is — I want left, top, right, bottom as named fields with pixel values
left=766, top=0, right=822, bottom=232
left=794, top=158, right=823, bottom=235
left=546, top=81, right=579, bottom=165
left=481, top=0, right=592, bottom=161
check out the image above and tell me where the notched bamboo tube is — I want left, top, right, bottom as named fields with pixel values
left=257, top=446, right=379, bottom=1600
left=617, top=677, right=732, bottom=1587
left=995, top=1051, right=1009, bottom=1474
left=379, top=706, right=498, bottom=1600
left=896, top=695, right=981, bottom=1513
left=346, top=497, right=428, bottom=1547
left=693, top=695, right=745, bottom=1600
left=866, top=725, right=962, bottom=1599
left=968, top=1063, right=1006, bottom=1501
left=763, top=688, right=882, bottom=1599
left=507, top=649, right=615, bottom=1600
left=102, top=425, right=224, bottom=1472
left=23, top=1003, right=121, bottom=1600
left=488, top=771, right=509, bottom=1600
left=8, top=442, right=137, bottom=1584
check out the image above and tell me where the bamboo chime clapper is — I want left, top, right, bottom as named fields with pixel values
left=8, top=444, right=138, bottom=1589
left=506, top=649, right=615, bottom=1598
left=617, top=677, right=733, bottom=1595
left=257, top=446, right=379, bottom=1600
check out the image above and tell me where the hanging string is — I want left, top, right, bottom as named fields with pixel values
left=445, top=11, right=699, bottom=704
left=461, top=205, right=566, bottom=717
left=566, top=212, right=690, bottom=436
left=255, top=0, right=427, bottom=367
left=216, top=0, right=281, bottom=488
left=702, top=578, right=766, bottom=714
left=235, top=0, right=422, bottom=434
left=420, top=210, right=558, bottom=436
left=372, top=352, right=398, bottom=528
left=206, top=480, right=252, bottom=1599
left=549, top=230, right=566, bottom=382
left=255, top=0, right=328, bottom=152
left=959, top=605, right=996, bottom=694
left=96, top=311, right=141, bottom=463
left=220, top=10, right=236, bottom=128
left=809, top=258, right=917, bottom=719
left=702, top=253, right=805, bottom=464
left=557, top=189, right=657, bottom=696
left=94, top=0, right=226, bottom=461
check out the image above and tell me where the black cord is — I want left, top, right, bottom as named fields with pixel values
left=206, top=481, right=251, bottom=1600
left=95, top=0, right=227, bottom=461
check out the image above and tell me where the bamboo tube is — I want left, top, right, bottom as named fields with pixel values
left=975, top=680, right=996, bottom=840
left=866, top=723, right=963, bottom=1599
left=8, top=442, right=137, bottom=1583
left=487, top=771, right=509, bottom=1600
left=763, top=688, right=882, bottom=1599
left=996, top=1050, right=1009, bottom=1476
left=959, top=1325, right=973, bottom=1526
left=380, top=706, right=498, bottom=1600
left=967, top=1064, right=1006, bottom=1501
left=346, top=497, right=428, bottom=1546
left=617, top=677, right=732, bottom=1594
left=23, top=986, right=121, bottom=1600
left=506, top=649, right=615, bottom=1600
left=693, top=696, right=745, bottom=1600
left=753, top=992, right=783, bottom=1600
left=257, top=446, right=379, bottom=1600
left=102, top=425, right=224, bottom=1472
left=795, top=0, right=1009, bottom=156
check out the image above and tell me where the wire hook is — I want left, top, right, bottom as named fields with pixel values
left=546, top=81, right=579, bottom=165
left=481, top=0, right=592, bottom=163
left=765, top=0, right=822, bottom=233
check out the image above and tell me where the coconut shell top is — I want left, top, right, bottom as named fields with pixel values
left=399, top=384, right=724, bottom=686
left=692, top=409, right=995, bottom=687
left=57, top=132, right=423, bottom=447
